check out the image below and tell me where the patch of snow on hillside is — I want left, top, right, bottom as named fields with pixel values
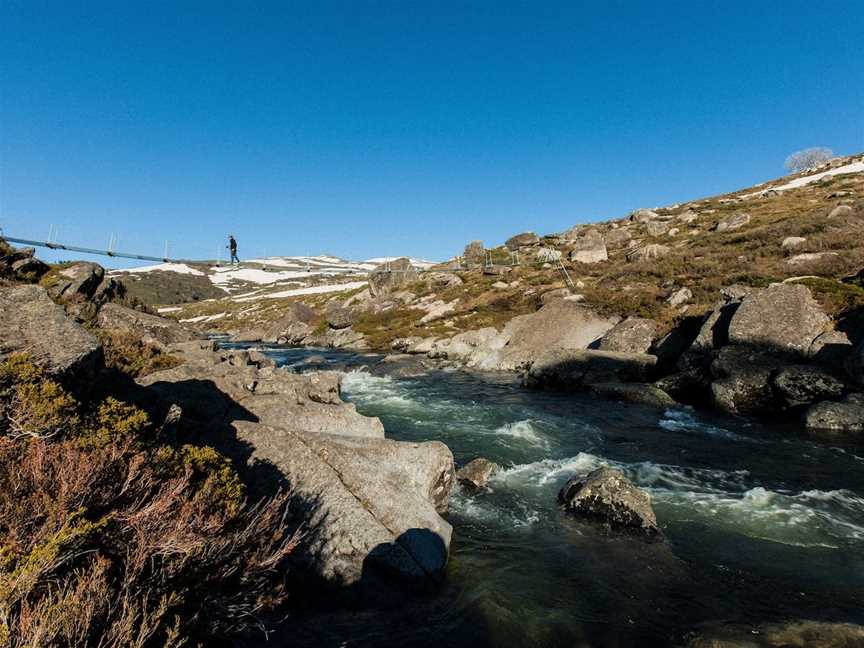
left=741, top=160, right=864, bottom=198
left=363, top=257, right=437, bottom=270
left=210, top=267, right=321, bottom=286
left=180, top=313, right=226, bottom=323
left=111, top=263, right=205, bottom=276
left=233, top=281, right=368, bottom=302
left=157, top=307, right=181, bottom=313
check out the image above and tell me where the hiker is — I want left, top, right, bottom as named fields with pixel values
left=227, top=235, right=239, bottom=265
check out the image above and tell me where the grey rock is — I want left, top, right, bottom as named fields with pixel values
left=589, top=382, right=676, bottom=408
left=0, top=285, right=102, bottom=387
left=630, top=208, right=660, bottom=223
left=728, top=284, right=830, bottom=355
left=139, top=346, right=385, bottom=438
left=809, top=329, right=853, bottom=369
left=525, top=349, right=658, bottom=389
left=262, top=302, right=319, bottom=343
left=781, top=236, right=807, bottom=249
left=710, top=346, right=782, bottom=415
left=786, top=252, right=839, bottom=266
left=714, top=212, right=751, bottom=232
left=46, top=261, right=105, bottom=303
left=540, top=287, right=572, bottom=304
left=688, top=620, right=864, bottom=648
left=604, top=228, right=632, bottom=248
left=325, top=302, right=354, bottom=329
left=828, top=204, right=854, bottom=218
left=666, top=287, right=692, bottom=307
left=645, top=220, right=669, bottom=237
left=804, top=396, right=864, bottom=433
left=773, top=365, right=845, bottom=407
left=11, top=257, right=49, bottom=281
left=569, top=229, right=608, bottom=264
left=425, top=272, right=463, bottom=289
left=677, top=210, right=699, bottom=224
left=97, top=303, right=199, bottom=349
left=846, top=339, right=864, bottom=386
left=505, top=232, right=540, bottom=250
left=558, top=467, right=661, bottom=538
left=368, top=258, right=419, bottom=298
left=235, top=421, right=454, bottom=586
left=456, top=457, right=499, bottom=490
left=598, top=317, right=658, bottom=354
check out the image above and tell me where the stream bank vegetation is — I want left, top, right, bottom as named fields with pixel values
left=0, top=353, right=300, bottom=646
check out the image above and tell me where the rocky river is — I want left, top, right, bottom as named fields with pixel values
left=255, top=346, right=864, bottom=647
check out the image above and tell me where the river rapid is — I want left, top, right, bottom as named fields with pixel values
left=261, top=346, right=864, bottom=647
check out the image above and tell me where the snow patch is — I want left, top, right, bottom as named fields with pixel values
left=741, top=160, right=864, bottom=198
left=111, top=263, right=205, bottom=276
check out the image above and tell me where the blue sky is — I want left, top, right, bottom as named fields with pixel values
left=1, top=1, right=862, bottom=266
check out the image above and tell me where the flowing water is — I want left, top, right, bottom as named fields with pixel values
left=261, top=347, right=864, bottom=647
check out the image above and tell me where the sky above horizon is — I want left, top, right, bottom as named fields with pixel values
left=1, top=1, right=863, bottom=266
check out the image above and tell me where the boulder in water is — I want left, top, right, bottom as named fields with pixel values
left=804, top=395, right=864, bottom=433
left=589, top=382, right=676, bottom=408
left=558, top=467, right=661, bottom=538
left=772, top=365, right=845, bottom=407
left=525, top=349, right=657, bottom=390
left=456, top=457, right=499, bottom=490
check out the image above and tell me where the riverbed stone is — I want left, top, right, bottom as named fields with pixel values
left=558, top=467, right=661, bottom=538
left=772, top=365, right=845, bottom=407
left=710, top=346, right=782, bottom=415
left=589, top=382, right=676, bottom=408
left=804, top=395, right=864, bottom=433
left=456, top=457, right=499, bottom=490
left=524, top=349, right=658, bottom=390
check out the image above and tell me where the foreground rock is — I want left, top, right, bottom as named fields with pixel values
left=589, top=382, right=676, bottom=408
left=558, top=467, right=661, bottom=538
left=0, top=285, right=102, bottom=386
left=137, top=342, right=455, bottom=588
left=234, top=422, right=454, bottom=587
left=138, top=343, right=384, bottom=438
left=456, top=457, right=499, bottom=490
left=97, top=303, right=199, bottom=349
left=44, top=261, right=105, bottom=304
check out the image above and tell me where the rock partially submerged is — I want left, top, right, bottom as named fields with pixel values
left=804, top=395, right=864, bottom=434
left=558, top=467, right=661, bottom=538
left=456, top=457, right=499, bottom=490
left=136, top=342, right=455, bottom=588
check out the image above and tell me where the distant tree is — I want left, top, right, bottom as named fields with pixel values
left=784, top=147, right=834, bottom=173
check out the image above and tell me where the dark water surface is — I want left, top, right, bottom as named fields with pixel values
left=259, top=346, right=864, bottom=647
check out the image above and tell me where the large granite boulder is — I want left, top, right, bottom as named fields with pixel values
left=11, top=257, right=49, bottom=282
left=234, top=421, right=454, bottom=587
left=425, top=272, right=463, bottom=290
left=505, top=232, right=540, bottom=250
left=97, top=303, right=199, bottom=349
left=727, top=284, right=830, bottom=355
left=709, top=346, right=782, bottom=415
left=558, top=467, right=661, bottom=538
left=598, top=317, right=658, bottom=354
left=485, top=301, right=620, bottom=372
left=630, top=208, right=660, bottom=223
left=45, top=262, right=105, bottom=304
left=0, top=285, right=102, bottom=387
left=262, top=302, right=319, bottom=343
left=773, top=365, right=845, bottom=408
left=368, top=258, right=419, bottom=297
left=325, top=302, right=354, bottom=330
left=804, top=395, right=864, bottom=433
left=524, top=349, right=658, bottom=390
left=569, top=229, right=608, bottom=264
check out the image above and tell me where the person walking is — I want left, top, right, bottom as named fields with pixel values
left=227, top=235, right=239, bottom=265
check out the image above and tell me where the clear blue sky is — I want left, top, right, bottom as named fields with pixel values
left=1, top=1, right=862, bottom=266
